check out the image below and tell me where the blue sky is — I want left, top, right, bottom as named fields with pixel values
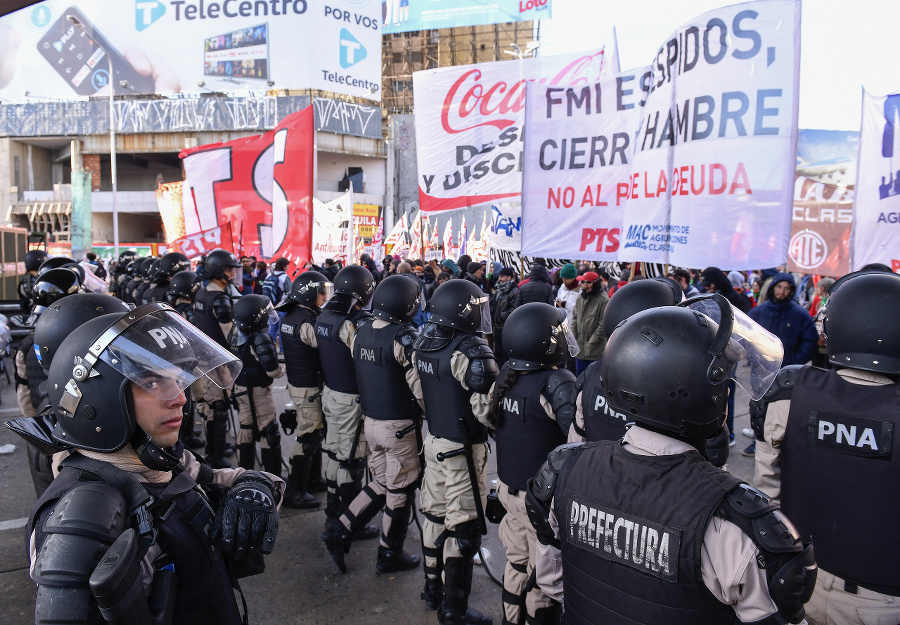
left=540, top=0, right=899, bottom=131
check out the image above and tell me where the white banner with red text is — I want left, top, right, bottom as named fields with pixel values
left=312, top=191, right=352, bottom=266
left=413, top=47, right=615, bottom=213
left=851, top=89, right=900, bottom=273
left=180, top=106, right=314, bottom=269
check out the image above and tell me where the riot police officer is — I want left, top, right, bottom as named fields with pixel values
left=123, top=257, right=151, bottom=305
left=314, top=265, right=378, bottom=538
left=276, top=271, right=333, bottom=509
left=229, top=294, right=286, bottom=474
left=142, top=251, right=190, bottom=304
left=488, top=303, right=577, bottom=625
left=752, top=270, right=900, bottom=625
left=112, top=249, right=138, bottom=299
left=193, top=248, right=243, bottom=468
left=323, top=275, right=425, bottom=574
left=412, top=279, right=499, bottom=625
left=167, top=269, right=206, bottom=448
left=17, top=249, right=48, bottom=313
left=133, top=258, right=159, bottom=306
left=526, top=294, right=816, bottom=625
left=28, top=303, right=281, bottom=625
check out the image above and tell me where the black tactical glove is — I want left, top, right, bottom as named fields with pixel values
left=211, top=471, right=280, bottom=560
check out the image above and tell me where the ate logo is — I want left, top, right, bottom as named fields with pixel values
left=135, top=0, right=166, bottom=31
left=339, top=28, right=366, bottom=69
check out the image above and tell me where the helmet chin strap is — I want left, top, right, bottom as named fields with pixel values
left=131, top=427, right=181, bottom=471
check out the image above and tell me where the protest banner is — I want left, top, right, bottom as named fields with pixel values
left=788, top=175, right=853, bottom=277
left=614, top=0, right=801, bottom=269
left=167, top=222, right=234, bottom=259
left=312, top=191, right=352, bottom=265
left=851, top=89, right=900, bottom=272
left=521, top=68, right=642, bottom=260
left=180, top=106, right=315, bottom=267
left=353, top=204, right=383, bottom=261
left=413, top=47, right=614, bottom=213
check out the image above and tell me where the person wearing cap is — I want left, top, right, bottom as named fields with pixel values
left=555, top=264, right=580, bottom=320
left=465, top=261, right=489, bottom=293
left=571, top=271, right=609, bottom=375
left=490, top=267, right=523, bottom=366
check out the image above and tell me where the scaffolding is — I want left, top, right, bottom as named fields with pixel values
left=381, top=21, right=539, bottom=116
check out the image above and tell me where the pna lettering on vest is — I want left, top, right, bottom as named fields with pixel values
left=567, top=497, right=680, bottom=582
left=808, top=411, right=893, bottom=460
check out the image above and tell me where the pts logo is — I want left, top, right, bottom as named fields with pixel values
left=135, top=0, right=166, bottom=30
left=339, top=28, right=367, bottom=68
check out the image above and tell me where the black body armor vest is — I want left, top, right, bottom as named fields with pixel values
left=315, top=308, right=371, bottom=394
left=124, top=278, right=142, bottom=304
left=281, top=306, right=321, bottom=388
left=30, top=465, right=243, bottom=625
left=781, top=366, right=900, bottom=595
left=234, top=336, right=274, bottom=389
left=133, top=282, right=151, bottom=307
left=193, top=287, right=230, bottom=349
left=174, top=301, right=194, bottom=323
left=554, top=440, right=741, bottom=625
left=581, top=370, right=629, bottom=442
left=353, top=322, right=419, bottom=421
left=142, top=283, right=169, bottom=305
left=415, top=333, right=487, bottom=444
left=494, top=368, right=565, bottom=491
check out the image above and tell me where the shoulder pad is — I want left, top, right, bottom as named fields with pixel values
left=543, top=369, right=578, bottom=436
left=749, top=365, right=804, bottom=440
left=724, top=483, right=802, bottom=554
left=34, top=482, right=129, bottom=587
left=212, top=292, right=234, bottom=323
left=460, top=335, right=498, bottom=394
left=397, top=325, right=419, bottom=361
left=252, top=331, right=280, bottom=372
left=350, top=309, right=374, bottom=328
left=530, top=442, right=584, bottom=504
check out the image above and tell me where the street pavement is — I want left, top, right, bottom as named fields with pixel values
left=0, top=370, right=758, bottom=624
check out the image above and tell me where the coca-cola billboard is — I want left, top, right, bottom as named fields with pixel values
left=413, top=48, right=614, bottom=212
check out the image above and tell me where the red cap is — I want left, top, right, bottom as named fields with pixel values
left=576, top=271, right=599, bottom=282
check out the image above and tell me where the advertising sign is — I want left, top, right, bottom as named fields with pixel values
left=0, top=0, right=382, bottom=100
left=180, top=106, right=314, bottom=266
left=413, top=47, right=614, bottom=213
left=788, top=176, right=853, bottom=277
left=851, top=89, right=900, bottom=272
left=383, top=0, right=550, bottom=35
left=618, top=0, right=801, bottom=269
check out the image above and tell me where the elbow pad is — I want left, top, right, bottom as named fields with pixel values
left=748, top=365, right=803, bottom=441
left=212, top=293, right=234, bottom=323
left=525, top=442, right=584, bottom=548
left=397, top=325, right=419, bottom=364
left=33, top=483, right=129, bottom=624
left=460, top=335, right=499, bottom=394
left=542, top=369, right=577, bottom=437
left=252, top=331, right=280, bottom=373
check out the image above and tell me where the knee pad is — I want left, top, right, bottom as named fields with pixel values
left=263, top=421, right=281, bottom=449
left=453, top=519, right=482, bottom=558
left=299, top=431, right=322, bottom=456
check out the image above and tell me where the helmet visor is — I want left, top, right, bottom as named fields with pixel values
left=472, top=294, right=492, bottom=334
left=682, top=296, right=783, bottom=400
left=265, top=301, right=280, bottom=325
left=98, top=308, right=242, bottom=400
left=557, top=311, right=580, bottom=357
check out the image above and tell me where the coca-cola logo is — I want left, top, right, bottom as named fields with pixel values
left=440, top=52, right=606, bottom=134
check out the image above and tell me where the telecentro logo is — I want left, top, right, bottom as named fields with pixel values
left=135, top=0, right=166, bottom=31
left=339, top=28, right=367, bottom=68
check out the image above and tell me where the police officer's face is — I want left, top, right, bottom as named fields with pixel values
left=224, top=267, right=236, bottom=281
left=131, top=381, right=187, bottom=448
left=316, top=292, right=327, bottom=307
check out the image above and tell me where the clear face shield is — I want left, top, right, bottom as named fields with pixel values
left=556, top=310, right=580, bottom=357
left=471, top=294, right=492, bottom=334
left=679, top=294, right=784, bottom=400
left=90, top=304, right=242, bottom=401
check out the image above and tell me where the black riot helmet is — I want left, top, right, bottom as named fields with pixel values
left=48, top=303, right=242, bottom=469
left=428, top=279, right=489, bottom=333
left=156, top=252, right=190, bottom=281
left=503, top=303, right=578, bottom=371
left=372, top=275, right=421, bottom=324
left=324, top=264, right=375, bottom=313
left=600, top=294, right=784, bottom=439
left=126, top=257, right=143, bottom=278
left=33, top=293, right=131, bottom=372
left=119, top=249, right=138, bottom=263
left=32, top=267, right=83, bottom=310
left=146, top=259, right=162, bottom=282
left=201, top=249, right=242, bottom=281
left=824, top=270, right=900, bottom=374
left=276, top=270, right=333, bottom=311
left=233, top=294, right=278, bottom=334
left=166, top=270, right=200, bottom=304
left=37, top=256, right=75, bottom=277
left=24, top=249, right=49, bottom=272
left=603, top=278, right=684, bottom=339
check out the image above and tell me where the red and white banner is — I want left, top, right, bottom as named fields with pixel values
left=167, top=222, right=235, bottom=260
left=852, top=89, right=900, bottom=272
left=413, top=47, right=614, bottom=213
left=180, top=107, right=315, bottom=269
left=312, top=191, right=353, bottom=266
left=788, top=176, right=853, bottom=277
left=615, top=0, right=801, bottom=269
